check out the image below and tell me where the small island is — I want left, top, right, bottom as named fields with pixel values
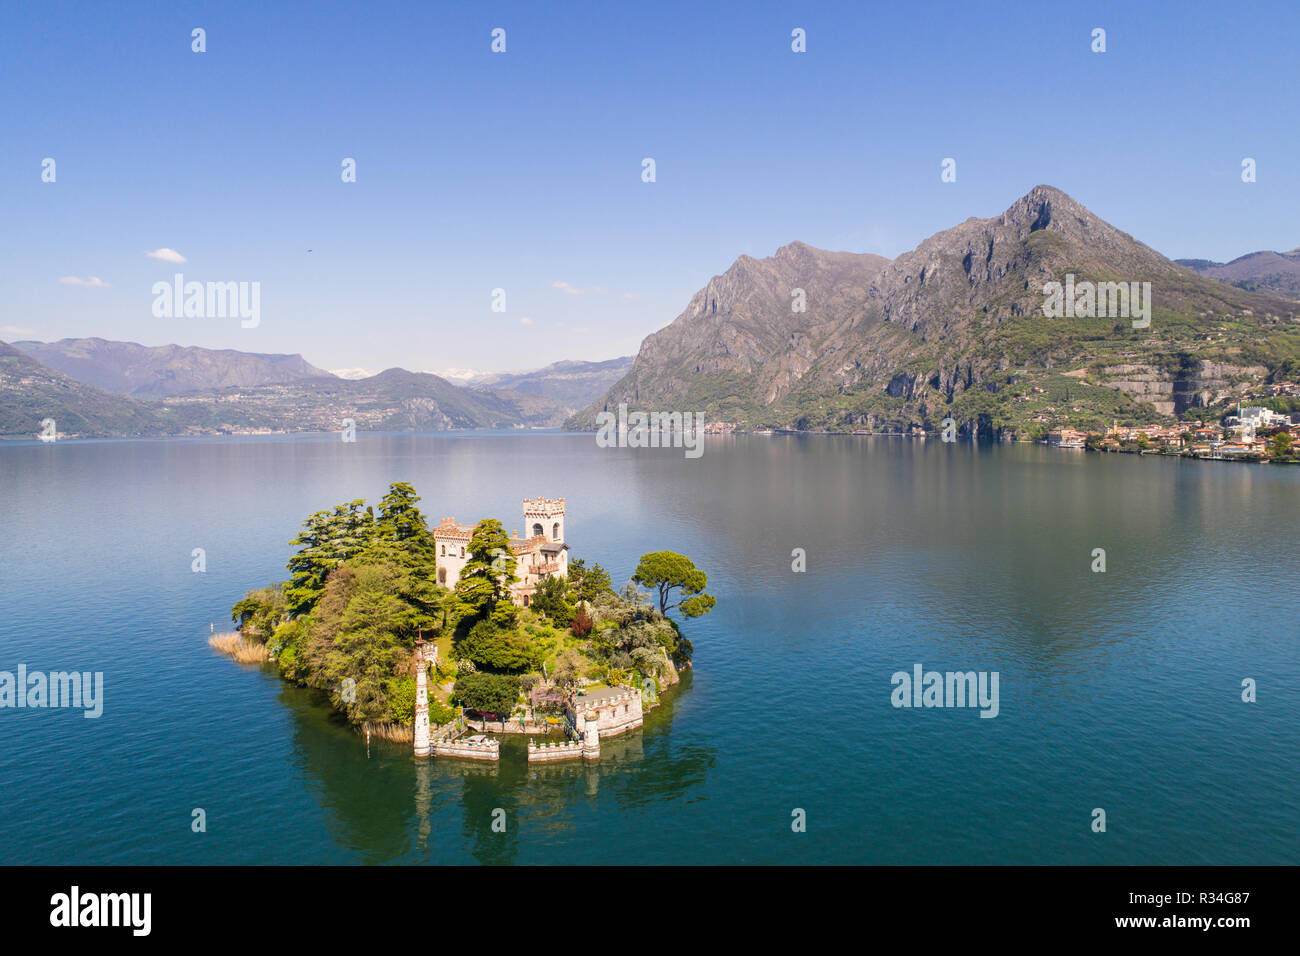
left=215, top=483, right=715, bottom=762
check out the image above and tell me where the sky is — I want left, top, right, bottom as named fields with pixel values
left=2, top=0, right=1298, bottom=376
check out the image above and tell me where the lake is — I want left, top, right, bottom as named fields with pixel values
left=1, top=432, right=1296, bottom=864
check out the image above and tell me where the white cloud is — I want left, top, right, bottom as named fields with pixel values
left=59, top=276, right=110, bottom=288
left=552, top=280, right=608, bottom=296
left=519, top=316, right=533, bottom=325
left=146, top=248, right=187, bottom=263
left=0, top=325, right=36, bottom=337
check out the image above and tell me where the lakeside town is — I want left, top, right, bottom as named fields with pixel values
left=694, top=379, right=1300, bottom=464
left=1046, top=381, right=1300, bottom=462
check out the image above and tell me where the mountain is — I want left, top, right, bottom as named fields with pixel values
left=11, top=337, right=334, bottom=397
left=433, top=367, right=491, bottom=384
left=572, top=186, right=1300, bottom=435
left=145, top=368, right=567, bottom=434
left=576, top=242, right=889, bottom=423
left=1, top=345, right=568, bottom=438
left=0, top=341, right=165, bottom=438
left=471, top=356, right=635, bottom=410
left=1176, top=250, right=1300, bottom=300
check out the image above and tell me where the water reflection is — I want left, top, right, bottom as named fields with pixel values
left=276, top=674, right=713, bottom=863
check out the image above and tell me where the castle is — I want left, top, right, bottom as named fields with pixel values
left=433, top=497, right=568, bottom=606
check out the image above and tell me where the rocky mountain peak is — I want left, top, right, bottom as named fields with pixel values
left=998, top=185, right=1094, bottom=238
left=570, top=185, right=1300, bottom=432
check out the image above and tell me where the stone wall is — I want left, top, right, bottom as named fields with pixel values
left=466, top=716, right=555, bottom=735
left=566, top=687, right=644, bottom=754
left=527, top=740, right=584, bottom=762
left=580, top=688, right=644, bottom=738
left=433, top=736, right=500, bottom=761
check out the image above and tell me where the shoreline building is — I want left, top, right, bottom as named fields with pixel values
left=434, top=497, right=569, bottom=607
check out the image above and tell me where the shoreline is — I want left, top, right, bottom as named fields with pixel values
left=10, top=425, right=1296, bottom=466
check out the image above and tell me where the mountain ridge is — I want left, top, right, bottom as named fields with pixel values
left=570, top=186, right=1300, bottom=435
left=1176, top=249, right=1300, bottom=300
left=1, top=340, right=632, bottom=439
left=12, top=337, right=334, bottom=397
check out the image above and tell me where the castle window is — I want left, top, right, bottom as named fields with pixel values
left=532, top=523, right=543, bottom=537
left=552, top=522, right=560, bottom=540
left=440, top=544, right=445, bottom=556
left=459, top=546, right=465, bottom=558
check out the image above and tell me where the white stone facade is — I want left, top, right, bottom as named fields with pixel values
left=434, top=497, right=569, bottom=607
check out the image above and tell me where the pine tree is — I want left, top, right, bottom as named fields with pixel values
left=375, top=481, right=436, bottom=568
left=453, top=519, right=517, bottom=617
left=285, top=499, right=376, bottom=615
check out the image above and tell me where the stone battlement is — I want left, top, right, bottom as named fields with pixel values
left=575, top=688, right=640, bottom=708
left=523, top=497, right=566, bottom=515
left=527, top=739, right=585, bottom=763
left=509, top=533, right=548, bottom=553
left=568, top=685, right=644, bottom=748
left=433, top=735, right=500, bottom=761
left=434, top=518, right=474, bottom=540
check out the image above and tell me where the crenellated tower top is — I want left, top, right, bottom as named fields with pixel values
left=523, top=497, right=565, bottom=542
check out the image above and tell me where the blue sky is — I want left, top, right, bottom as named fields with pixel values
left=2, top=0, right=1297, bottom=375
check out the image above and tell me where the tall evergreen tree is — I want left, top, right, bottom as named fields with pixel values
left=376, top=481, right=436, bottom=568
left=454, top=519, right=517, bottom=617
left=285, top=499, right=376, bottom=615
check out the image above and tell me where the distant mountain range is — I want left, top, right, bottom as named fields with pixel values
left=468, top=356, right=634, bottom=409
left=12, top=337, right=333, bottom=397
left=0, top=341, right=163, bottom=438
left=1176, top=249, right=1300, bottom=300
left=151, top=367, right=566, bottom=435
left=0, top=338, right=635, bottom=439
left=570, top=185, right=1300, bottom=436
left=8, top=187, right=1299, bottom=441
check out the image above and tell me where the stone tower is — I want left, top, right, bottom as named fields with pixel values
left=523, top=496, right=565, bottom=543
left=413, top=638, right=436, bottom=758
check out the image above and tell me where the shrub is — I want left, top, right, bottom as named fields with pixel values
left=453, top=672, right=522, bottom=714
left=570, top=608, right=594, bottom=637
left=531, top=576, right=575, bottom=625
left=429, top=699, right=457, bottom=725
left=456, top=619, right=539, bottom=673
left=389, top=676, right=416, bottom=723
left=552, top=649, right=583, bottom=688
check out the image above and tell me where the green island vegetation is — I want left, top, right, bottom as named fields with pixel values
left=221, top=482, right=714, bottom=734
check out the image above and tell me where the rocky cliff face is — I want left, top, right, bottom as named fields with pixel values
left=571, top=187, right=1299, bottom=433
left=591, top=242, right=889, bottom=418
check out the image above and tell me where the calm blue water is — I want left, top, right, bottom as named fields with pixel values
left=1, top=432, right=1296, bottom=864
